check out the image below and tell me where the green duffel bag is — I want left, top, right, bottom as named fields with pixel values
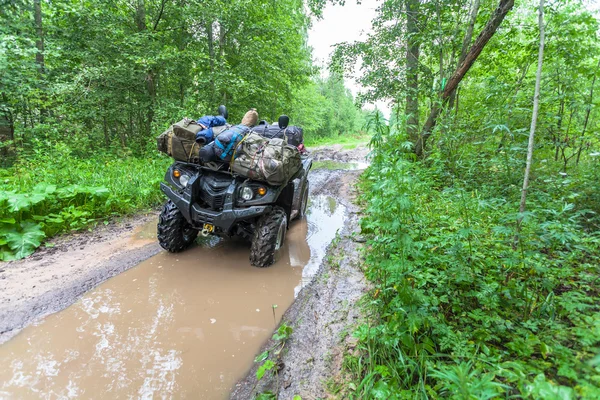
left=157, top=127, right=201, bottom=163
left=157, top=118, right=203, bottom=163
left=231, top=133, right=302, bottom=186
left=173, top=118, right=202, bottom=140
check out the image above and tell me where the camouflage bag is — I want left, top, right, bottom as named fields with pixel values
left=156, top=118, right=202, bottom=163
left=231, top=133, right=302, bottom=186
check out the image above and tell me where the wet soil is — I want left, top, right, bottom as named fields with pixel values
left=310, top=144, right=370, bottom=165
left=0, top=145, right=369, bottom=399
left=0, top=193, right=346, bottom=399
left=0, top=213, right=161, bottom=344
left=230, top=169, right=367, bottom=400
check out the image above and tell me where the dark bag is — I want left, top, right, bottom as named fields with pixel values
left=172, top=118, right=202, bottom=140
left=199, top=142, right=217, bottom=163
left=251, top=125, right=304, bottom=147
left=213, top=125, right=250, bottom=162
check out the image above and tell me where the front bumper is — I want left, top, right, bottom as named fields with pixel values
left=160, top=182, right=271, bottom=234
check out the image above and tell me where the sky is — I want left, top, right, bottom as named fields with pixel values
left=307, top=0, right=391, bottom=116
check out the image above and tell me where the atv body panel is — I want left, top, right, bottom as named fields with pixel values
left=159, top=156, right=311, bottom=240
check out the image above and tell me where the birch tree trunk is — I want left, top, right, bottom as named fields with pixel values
left=517, top=0, right=545, bottom=224
left=575, top=57, right=600, bottom=165
left=34, top=0, right=45, bottom=74
left=405, top=0, right=420, bottom=143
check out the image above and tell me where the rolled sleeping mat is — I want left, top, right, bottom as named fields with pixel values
left=200, top=142, right=217, bottom=164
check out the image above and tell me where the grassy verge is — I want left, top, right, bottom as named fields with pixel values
left=344, top=151, right=600, bottom=398
left=0, top=148, right=171, bottom=260
left=304, top=132, right=371, bottom=149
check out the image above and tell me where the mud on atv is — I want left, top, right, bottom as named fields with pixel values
left=157, top=154, right=311, bottom=268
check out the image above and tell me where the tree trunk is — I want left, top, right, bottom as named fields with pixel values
left=405, top=0, right=420, bottom=143
left=207, top=21, right=216, bottom=103
left=135, top=0, right=156, bottom=142
left=517, top=0, right=545, bottom=226
left=575, top=57, right=600, bottom=165
left=219, top=23, right=227, bottom=104
left=135, top=0, right=147, bottom=31
left=33, top=0, right=45, bottom=74
left=34, top=0, right=47, bottom=120
left=0, top=105, right=14, bottom=164
left=103, top=115, right=110, bottom=148
left=415, top=0, right=515, bottom=157
left=448, top=0, right=481, bottom=110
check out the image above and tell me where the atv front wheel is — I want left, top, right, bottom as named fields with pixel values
left=250, top=206, right=287, bottom=267
left=157, top=200, right=198, bottom=252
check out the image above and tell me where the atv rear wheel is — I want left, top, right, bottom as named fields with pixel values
left=157, top=200, right=198, bottom=252
left=250, top=206, right=287, bottom=267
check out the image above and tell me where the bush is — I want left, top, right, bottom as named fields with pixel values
left=346, top=131, right=600, bottom=398
left=0, top=146, right=171, bottom=260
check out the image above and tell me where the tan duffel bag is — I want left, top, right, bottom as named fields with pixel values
left=157, top=118, right=202, bottom=163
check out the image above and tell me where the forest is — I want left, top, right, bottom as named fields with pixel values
left=2, top=0, right=600, bottom=397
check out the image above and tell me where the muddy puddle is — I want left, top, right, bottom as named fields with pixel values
left=311, top=160, right=369, bottom=171
left=0, top=195, right=346, bottom=399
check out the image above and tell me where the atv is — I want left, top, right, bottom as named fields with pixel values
left=157, top=116, right=312, bottom=267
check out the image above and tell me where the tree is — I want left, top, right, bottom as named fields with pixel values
left=414, top=0, right=515, bottom=157
left=405, top=0, right=420, bottom=143
left=517, top=0, right=545, bottom=227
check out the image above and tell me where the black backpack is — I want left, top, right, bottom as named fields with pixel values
left=251, top=125, right=304, bottom=147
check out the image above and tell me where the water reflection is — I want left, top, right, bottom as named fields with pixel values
left=0, top=195, right=346, bottom=400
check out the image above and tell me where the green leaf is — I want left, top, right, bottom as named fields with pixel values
left=7, top=192, right=47, bottom=213
left=272, top=324, right=293, bottom=341
left=0, top=249, right=17, bottom=261
left=0, top=218, right=16, bottom=224
left=254, top=351, right=269, bottom=363
left=255, top=392, right=276, bottom=400
left=4, top=221, right=46, bottom=259
left=256, top=360, right=276, bottom=380
left=33, top=183, right=57, bottom=195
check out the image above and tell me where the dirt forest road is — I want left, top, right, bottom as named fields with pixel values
left=0, top=145, right=369, bottom=399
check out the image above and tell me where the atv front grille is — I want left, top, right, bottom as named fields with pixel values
left=197, top=174, right=231, bottom=211
left=200, top=190, right=226, bottom=210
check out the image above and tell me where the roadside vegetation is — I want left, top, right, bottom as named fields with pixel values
left=328, top=0, right=600, bottom=397
left=0, top=1, right=366, bottom=260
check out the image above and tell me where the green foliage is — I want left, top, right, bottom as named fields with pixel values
left=256, top=360, right=276, bottom=381
left=345, top=113, right=600, bottom=397
left=254, top=391, right=277, bottom=400
left=272, top=323, right=294, bottom=342
left=0, top=0, right=366, bottom=163
left=0, top=149, right=170, bottom=259
left=1, top=221, right=45, bottom=260
left=291, top=74, right=369, bottom=142
left=252, top=322, right=294, bottom=396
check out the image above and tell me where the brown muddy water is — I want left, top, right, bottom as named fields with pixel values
left=0, top=195, right=346, bottom=399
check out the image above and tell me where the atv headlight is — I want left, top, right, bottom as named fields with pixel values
left=240, top=186, right=254, bottom=201
left=179, top=174, right=191, bottom=187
